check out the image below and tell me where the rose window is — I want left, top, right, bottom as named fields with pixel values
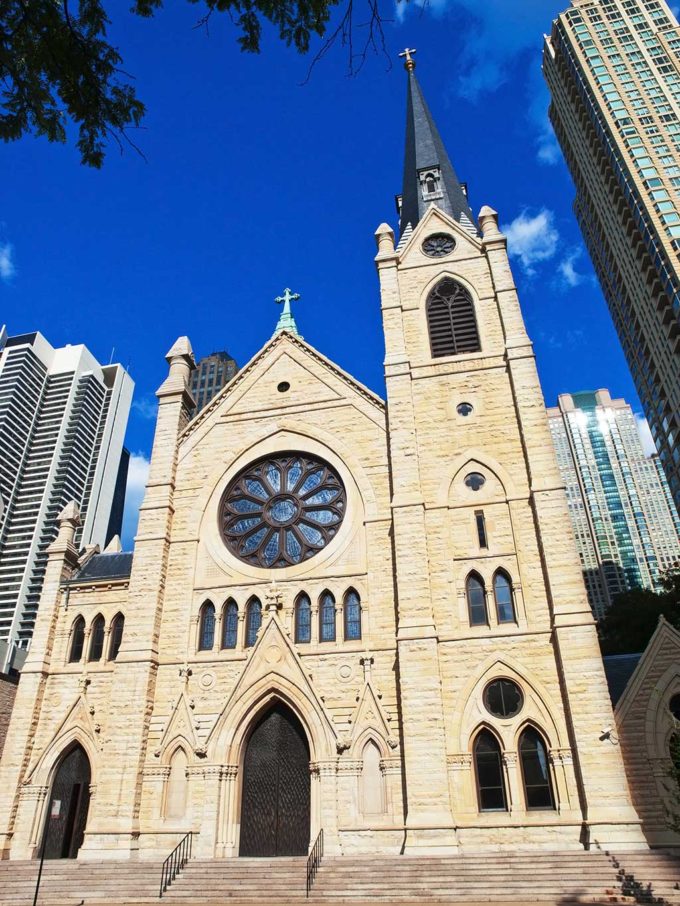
left=220, top=454, right=346, bottom=568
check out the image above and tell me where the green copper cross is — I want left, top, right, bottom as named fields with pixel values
left=273, top=287, right=302, bottom=337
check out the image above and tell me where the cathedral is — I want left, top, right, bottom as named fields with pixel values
left=0, top=56, right=656, bottom=864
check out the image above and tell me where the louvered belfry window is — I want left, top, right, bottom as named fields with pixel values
left=426, top=278, right=481, bottom=358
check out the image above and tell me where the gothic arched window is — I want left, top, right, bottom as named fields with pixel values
left=222, top=600, right=238, bottom=649
left=494, top=570, right=516, bottom=623
left=69, top=616, right=86, bottom=663
left=198, top=602, right=215, bottom=651
left=319, top=591, right=336, bottom=643
left=474, top=730, right=507, bottom=812
left=466, top=572, right=488, bottom=626
left=245, top=597, right=262, bottom=648
left=108, top=613, right=125, bottom=661
left=295, top=594, right=311, bottom=644
left=344, top=588, right=361, bottom=641
left=88, top=614, right=105, bottom=662
left=426, top=278, right=481, bottom=358
left=519, top=727, right=555, bottom=810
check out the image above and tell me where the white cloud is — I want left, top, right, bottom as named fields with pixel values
left=132, top=396, right=157, bottom=420
left=0, top=242, right=15, bottom=281
left=501, top=208, right=559, bottom=275
left=635, top=415, right=657, bottom=457
left=557, top=248, right=589, bottom=288
left=121, top=451, right=150, bottom=549
left=527, top=66, right=561, bottom=165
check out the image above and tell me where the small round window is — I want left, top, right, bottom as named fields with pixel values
left=484, top=679, right=523, bottom=718
left=669, top=693, right=680, bottom=721
left=457, top=402, right=474, bottom=417
left=465, top=472, right=486, bottom=491
left=422, top=233, right=456, bottom=258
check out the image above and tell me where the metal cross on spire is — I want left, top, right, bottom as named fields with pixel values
left=399, top=47, right=417, bottom=72
left=273, top=287, right=302, bottom=338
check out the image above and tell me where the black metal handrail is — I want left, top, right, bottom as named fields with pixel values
left=159, top=831, right=193, bottom=897
left=306, top=828, right=324, bottom=897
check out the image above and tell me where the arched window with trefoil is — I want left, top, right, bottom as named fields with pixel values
left=466, top=572, right=488, bottom=626
left=245, top=597, right=262, bottom=648
left=198, top=602, right=216, bottom=651
left=426, top=278, right=481, bottom=359
left=295, top=593, right=311, bottom=644
left=222, top=600, right=238, bottom=649
left=519, top=726, right=555, bottom=810
left=473, top=729, right=507, bottom=812
left=494, top=569, right=516, bottom=623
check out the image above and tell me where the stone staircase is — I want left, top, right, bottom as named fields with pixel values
left=0, top=850, right=678, bottom=906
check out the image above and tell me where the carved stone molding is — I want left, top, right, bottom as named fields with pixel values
left=447, top=753, right=472, bottom=769
left=19, top=784, right=49, bottom=801
left=502, top=751, right=518, bottom=767
left=549, top=748, right=573, bottom=766
left=142, top=765, right=171, bottom=781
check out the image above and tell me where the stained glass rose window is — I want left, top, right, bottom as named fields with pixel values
left=220, top=453, right=346, bottom=568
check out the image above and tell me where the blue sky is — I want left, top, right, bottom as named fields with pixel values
left=1, top=0, right=650, bottom=546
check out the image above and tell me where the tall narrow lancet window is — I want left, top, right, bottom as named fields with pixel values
left=344, top=589, right=362, bottom=641
left=88, top=615, right=105, bottom=662
left=474, top=730, right=507, bottom=812
left=319, top=591, right=336, bottom=643
left=69, top=616, right=86, bottom=663
left=494, top=571, right=516, bottom=624
left=360, top=740, right=385, bottom=816
left=426, top=278, right=481, bottom=358
left=519, top=728, right=555, bottom=810
left=198, top=602, right=216, bottom=651
left=295, top=594, right=311, bottom=644
left=222, top=600, right=238, bottom=650
left=245, top=598, right=262, bottom=648
left=108, top=613, right=125, bottom=661
left=466, top=572, right=488, bottom=626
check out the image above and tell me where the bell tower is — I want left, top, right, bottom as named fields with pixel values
left=375, top=55, right=644, bottom=851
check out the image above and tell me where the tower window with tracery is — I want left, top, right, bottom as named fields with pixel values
left=426, top=278, right=481, bottom=358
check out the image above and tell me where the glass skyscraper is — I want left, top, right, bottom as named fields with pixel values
left=543, top=0, right=680, bottom=511
left=548, top=389, right=680, bottom=618
left=189, top=350, right=238, bottom=415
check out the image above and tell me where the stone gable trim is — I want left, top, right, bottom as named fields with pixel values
left=180, top=332, right=385, bottom=441
left=615, top=618, right=680, bottom=723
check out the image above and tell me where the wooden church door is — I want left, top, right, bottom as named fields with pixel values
left=44, top=745, right=91, bottom=859
left=239, top=703, right=311, bottom=857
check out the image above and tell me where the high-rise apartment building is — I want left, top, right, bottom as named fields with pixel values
left=0, top=330, right=133, bottom=668
left=548, top=389, right=680, bottom=618
left=189, top=351, right=238, bottom=414
left=543, top=0, right=680, bottom=511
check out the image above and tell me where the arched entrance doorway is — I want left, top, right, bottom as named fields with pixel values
left=43, top=745, right=91, bottom=859
left=239, top=702, right=310, bottom=857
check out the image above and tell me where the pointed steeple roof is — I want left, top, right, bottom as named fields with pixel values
left=399, top=59, right=476, bottom=237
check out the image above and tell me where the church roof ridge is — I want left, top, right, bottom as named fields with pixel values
left=179, top=329, right=385, bottom=441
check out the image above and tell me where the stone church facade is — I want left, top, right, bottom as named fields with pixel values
left=0, top=61, right=650, bottom=862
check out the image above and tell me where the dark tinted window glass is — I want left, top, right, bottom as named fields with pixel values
left=108, top=614, right=125, bottom=661
left=475, top=511, right=487, bottom=549
left=474, top=731, right=507, bottom=812
left=88, top=616, right=105, bottom=662
left=669, top=694, right=680, bottom=720
left=69, top=617, right=85, bottom=663
left=466, top=574, right=487, bottom=626
left=494, top=572, right=515, bottom=623
left=519, top=728, right=555, bottom=810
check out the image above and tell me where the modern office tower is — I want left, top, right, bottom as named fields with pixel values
left=548, top=389, right=680, bottom=618
left=543, top=0, right=680, bottom=511
left=0, top=330, right=133, bottom=668
left=189, top=350, right=238, bottom=414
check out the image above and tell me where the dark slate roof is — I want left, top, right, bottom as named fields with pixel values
left=602, top=653, right=643, bottom=706
left=73, top=552, right=133, bottom=582
left=400, top=69, right=476, bottom=236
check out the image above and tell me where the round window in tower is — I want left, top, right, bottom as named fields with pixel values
left=220, top=453, right=346, bottom=568
left=422, top=233, right=456, bottom=258
left=465, top=472, right=486, bottom=492
left=484, top=679, right=524, bottom=719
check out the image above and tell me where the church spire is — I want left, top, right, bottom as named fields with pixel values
left=398, top=50, right=476, bottom=237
